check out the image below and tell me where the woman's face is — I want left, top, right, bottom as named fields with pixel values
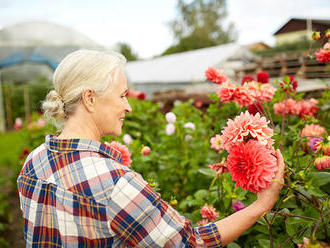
left=94, top=70, right=132, bottom=137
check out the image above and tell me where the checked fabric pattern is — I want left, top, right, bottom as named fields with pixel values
left=17, top=134, right=222, bottom=247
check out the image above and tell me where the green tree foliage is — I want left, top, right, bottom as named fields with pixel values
left=162, top=0, right=236, bottom=55
left=117, top=42, right=139, bottom=61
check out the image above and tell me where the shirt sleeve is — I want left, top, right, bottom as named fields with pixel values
left=107, top=171, right=222, bottom=248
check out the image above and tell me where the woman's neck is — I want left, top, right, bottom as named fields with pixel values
left=57, top=113, right=102, bottom=141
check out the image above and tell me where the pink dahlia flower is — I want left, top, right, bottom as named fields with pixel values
left=208, top=161, right=228, bottom=175
left=314, top=156, right=330, bottom=170
left=243, top=81, right=260, bottom=100
left=109, top=141, right=132, bottom=167
left=315, top=42, right=330, bottom=63
left=273, top=99, right=319, bottom=118
left=217, top=81, right=236, bottom=102
left=298, top=98, right=319, bottom=118
left=227, top=140, right=278, bottom=193
left=200, top=205, right=219, bottom=221
left=259, top=83, right=276, bottom=102
left=301, top=124, right=327, bottom=140
left=205, top=67, right=228, bottom=84
left=210, top=134, right=222, bottom=151
left=233, top=87, right=254, bottom=107
left=221, top=111, right=274, bottom=152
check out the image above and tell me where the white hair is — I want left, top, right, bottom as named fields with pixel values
left=42, top=49, right=126, bottom=130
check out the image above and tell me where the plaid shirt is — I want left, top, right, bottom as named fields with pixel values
left=17, top=135, right=222, bottom=247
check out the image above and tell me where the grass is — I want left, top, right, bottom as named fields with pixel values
left=0, top=130, right=23, bottom=169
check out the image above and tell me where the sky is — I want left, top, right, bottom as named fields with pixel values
left=1, top=0, right=330, bottom=59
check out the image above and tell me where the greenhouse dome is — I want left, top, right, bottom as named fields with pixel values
left=0, top=21, right=105, bottom=82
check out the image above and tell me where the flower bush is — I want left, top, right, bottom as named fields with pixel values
left=4, top=71, right=330, bottom=247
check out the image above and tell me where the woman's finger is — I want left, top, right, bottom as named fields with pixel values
left=275, top=149, right=285, bottom=181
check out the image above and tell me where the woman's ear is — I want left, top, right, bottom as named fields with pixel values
left=81, top=89, right=96, bottom=113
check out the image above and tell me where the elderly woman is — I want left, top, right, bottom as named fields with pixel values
left=17, top=50, right=284, bottom=247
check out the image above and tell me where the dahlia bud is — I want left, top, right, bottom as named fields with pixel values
left=322, top=142, right=330, bottom=156
left=169, top=198, right=178, bottom=207
left=312, top=31, right=321, bottom=40
left=314, top=156, right=330, bottom=170
left=141, top=146, right=151, bottom=155
left=149, top=182, right=156, bottom=188
left=325, top=29, right=330, bottom=39
left=194, top=100, right=203, bottom=108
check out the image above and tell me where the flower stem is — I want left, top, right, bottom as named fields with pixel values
left=264, top=101, right=275, bottom=130
left=270, top=211, right=318, bottom=221
left=312, top=210, right=330, bottom=242
left=264, top=215, right=274, bottom=248
left=280, top=93, right=289, bottom=150
left=278, top=226, right=308, bottom=248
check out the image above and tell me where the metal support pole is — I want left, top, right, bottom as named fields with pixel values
left=0, top=72, right=6, bottom=132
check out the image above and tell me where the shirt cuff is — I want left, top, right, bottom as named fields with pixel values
left=195, top=223, right=222, bottom=248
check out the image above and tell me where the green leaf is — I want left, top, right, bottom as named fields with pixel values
left=194, top=189, right=208, bottom=201
left=197, top=168, right=216, bottom=178
left=258, top=239, right=270, bottom=248
left=227, top=242, right=241, bottom=248
left=310, top=172, right=330, bottom=186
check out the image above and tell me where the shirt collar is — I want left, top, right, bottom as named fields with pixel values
left=45, top=134, right=123, bottom=164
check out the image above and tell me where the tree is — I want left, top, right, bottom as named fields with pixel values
left=117, top=43, right=138, bottom=61
left=162, top=0, right=236, bottom=55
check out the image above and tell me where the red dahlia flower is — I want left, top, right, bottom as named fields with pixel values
left=227, top=140, right=278, bottom=193
left=257, top=71, right=269, bottom=84
left=240, top=75, right=255, bottom=85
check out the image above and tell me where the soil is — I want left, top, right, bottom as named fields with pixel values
left=3, top=189, right=25, bottom=247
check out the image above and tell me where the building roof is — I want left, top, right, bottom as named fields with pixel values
left=274, top=18, right=330, bottom=35
left=125, top=43, right=255, bottom=84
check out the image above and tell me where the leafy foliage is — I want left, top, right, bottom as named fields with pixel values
left=163, top=0, right=236, bottom=55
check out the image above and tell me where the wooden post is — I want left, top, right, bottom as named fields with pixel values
left=4, top=84, right=12, bottom=129
left=23, top=85, right=30, bottom=119
left=0, top=73, right=6, bottom=132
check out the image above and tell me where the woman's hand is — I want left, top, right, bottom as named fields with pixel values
left=256, top=149, right=285, bottom=212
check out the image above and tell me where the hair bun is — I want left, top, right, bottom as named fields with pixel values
left=42, top=90, right=66, bottom=120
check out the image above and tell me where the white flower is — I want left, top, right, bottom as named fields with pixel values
left=165, top=112, right=176, bottom=123
left=15, top=117, right=23, bottom=126
left=185, top=135, right=193, bottom=141
left=123, top=134, right=133, bottom=145
left=166, top=123, right=176, bottom=135
left=184, top=122, right=196, bottom=130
